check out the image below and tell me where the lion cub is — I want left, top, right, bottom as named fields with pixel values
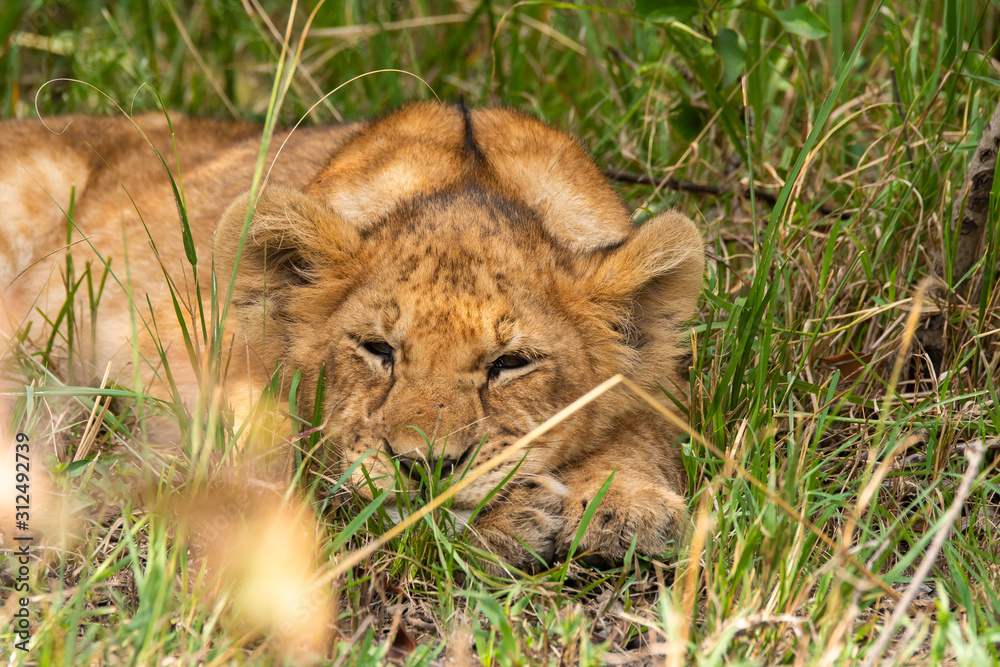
left=0, top=102, right=703, bottom=570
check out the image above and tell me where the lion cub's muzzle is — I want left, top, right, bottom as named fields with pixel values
left=383, top=437, right=477, bottom=496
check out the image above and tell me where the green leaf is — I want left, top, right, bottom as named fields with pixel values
left=635, top=0, right=701, bottom=22
left=672, top=100, right=708, bottom=142
left=65, top=459, right=95, bottom=479
left=714, top=28, right=747, bottom=88
left=743, top=0, right=781, bottom=22
left=72, top=494, right=98, bottom=513
left=776, top=5, right=830, bottom=39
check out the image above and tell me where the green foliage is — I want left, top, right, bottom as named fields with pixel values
left=773, top=5, right=830, bottom=39
left=2, top=0, right=1000, bottom=665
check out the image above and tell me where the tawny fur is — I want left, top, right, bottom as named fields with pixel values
left=0, top=102, right=704, bottom=570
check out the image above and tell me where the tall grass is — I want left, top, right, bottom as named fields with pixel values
left=2, top=0, right=999, bottom=664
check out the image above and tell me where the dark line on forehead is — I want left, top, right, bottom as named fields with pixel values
left=457, top=96, right=482, bottom=161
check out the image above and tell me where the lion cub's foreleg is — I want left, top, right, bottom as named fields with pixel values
left=553, top=446, right=687, bottom=567
left=467, top=477, right=569, bottom=572
left=471, top=414, right=687, bottom=571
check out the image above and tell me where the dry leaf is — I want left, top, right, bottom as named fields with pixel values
left=388, top=625, right=418, bottom=660
left=817, top=351, right=873, bottom=383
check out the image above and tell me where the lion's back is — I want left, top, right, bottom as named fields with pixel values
left=0, top=113, right=358, bottom=400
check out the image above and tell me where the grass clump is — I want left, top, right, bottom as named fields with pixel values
left=2, top=0, right=999, bottom=664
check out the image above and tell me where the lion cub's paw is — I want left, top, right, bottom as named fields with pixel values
left=467, top=476, right=568, bottom=573
left=555, top=477, right=685, bottom=567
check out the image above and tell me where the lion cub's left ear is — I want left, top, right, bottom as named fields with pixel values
left=214, top=186, right=361, bottom=356
left=585, top=210, right=704, bottom=345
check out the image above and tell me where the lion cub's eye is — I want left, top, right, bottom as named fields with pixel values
left=361, top=340, right=395, bottom=364
left=488, top=353, right=532, bottom=380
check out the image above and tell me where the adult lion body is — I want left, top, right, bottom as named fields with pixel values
left=0, top=102, right=703, bottom=569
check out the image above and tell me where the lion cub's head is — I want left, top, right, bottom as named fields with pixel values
left=214, top=102, right=702, bottom=508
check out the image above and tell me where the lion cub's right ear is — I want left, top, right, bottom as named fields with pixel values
left=582, top=210, right=704, bottom=384
left=214, top=186, right=361, bottom=352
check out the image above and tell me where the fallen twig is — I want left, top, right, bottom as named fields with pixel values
left=603, top=167, right=849, bottom=218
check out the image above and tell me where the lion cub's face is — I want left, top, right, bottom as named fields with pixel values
left=213, top=102, right=703, bottom=511
left=322, top=189, right=599, bottom=505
